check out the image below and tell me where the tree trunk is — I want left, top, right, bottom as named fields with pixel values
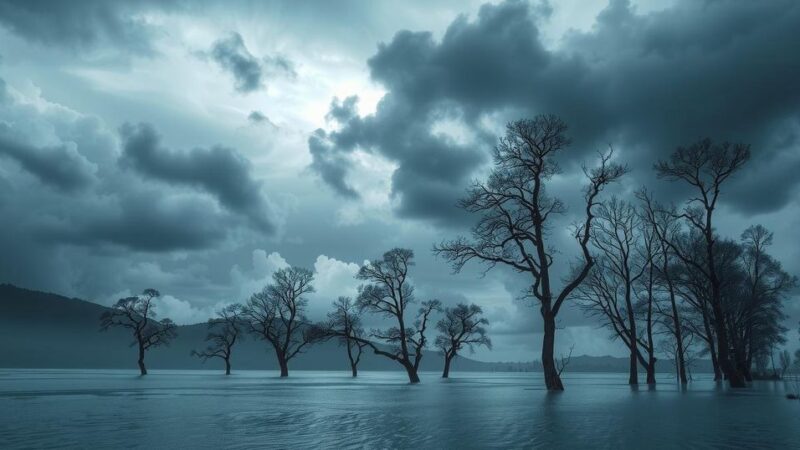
left=668, top=290, right=687, bottom=385
left=646, top=357, right=656, bottom=385
left=629, top=350, right=638, bottom=385
left=709, top=298, right=746, bottom=387
left=625, top=284, right=638, bottom=386
left=403, top=362, right=420, bottom=384
left=350, top=363, right=358, bottom=378
left=225, top=358, right=231, bottom=376
left=278, top=355, right=289, bottom=377
left=709, top=345, right=722, bottom=381
left=138, top=345, right=147, bottom=376
left=442, top=355, right=452, bottom=378
left=542, top=312, right=564, bottom=391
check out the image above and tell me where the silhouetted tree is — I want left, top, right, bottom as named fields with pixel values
left=192, top=304, right=244, bottom=375
left=434, top=116, right=626, bottom=391
left=99, top=288, right=177, bottom=375
left=325, top=296, right=368, bottom=377
left=351, top=248, right=441, bottom=383
left=435, top=303, right=491, bottom=378
left=243, top=267, right=320, bottom=377
left=654, top=138, right=750, bottom=387
left=732, top=225, right=795, bottom=379
left=639, top=191, right=688, bottom=385
left=583, top=197, right=650, bottom=385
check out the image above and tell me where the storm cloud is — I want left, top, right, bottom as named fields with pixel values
left=0, top=0, right=164, bottom=55
left=311, top=0, right=800, bottom=222
left=119, top=122, right=276, bottom=234
left=209, top=32, right=296, bottom=94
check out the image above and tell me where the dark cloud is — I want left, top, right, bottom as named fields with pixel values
left=0, top=0, right=163, bottom=54
left=210, top=32, right=264, bottom=93
left=263, top=54, right=297, bottom=79
left=247, top=110, right=278, bottom=129
left=208, top=32, right=297, bottom=93
left=311, top=0, right=800, bottom=223
left=42, top=192, right=228, bottom=252
left=0, top=127, right=95, bottom=191
left=248, top=110, right=268, bottom=123
left=308, top=129, right=360, bottom=199
left=119, top=122, right=276, bottom=234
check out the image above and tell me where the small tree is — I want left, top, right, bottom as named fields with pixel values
left=325, top=297, right=369, bottom=377
left=192, top=304, right=244, bottom=375
left=351, top=248, right=441, bottom=383
left=435, top=303, right=491, bottom=378
left=243, top=267, right=320, bottom=377
left=100, top=288, right=177, bottom=375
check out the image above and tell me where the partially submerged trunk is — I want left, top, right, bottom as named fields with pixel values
left=646, top=356, right=657, bottom=385
left=137, top=344, right=147, bottom=376
left=225, top=358, right=231, bottom=376
left=403, top=362, right=421, bottom=384
left=542, top=312, right=563, bottom=391
left=279, top=359, right=289, bottom=377
left=442, top=354, right=453, bottom=378
left=709, top=296, right=746, bottom=387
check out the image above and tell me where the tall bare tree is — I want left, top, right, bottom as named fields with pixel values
left=243, top=267, right=320, bottom=377
left=192, top=304, right=244, bottom=375
left=435, top=303, right=492, bottom=378
left=586, top=197, right=650, bottom=385
left=100, top=288, right=177, bottom=375
left=654, top=138, right=750, bottom=388
left=639, top=190, right=688, bottom=385
left=351, top=248, right=441, bottom=383
left=325, top=296, right=369, bottom=377
left=434, top=115, right=626, bottom=390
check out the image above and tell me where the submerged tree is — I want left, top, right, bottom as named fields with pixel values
left=732, top=225, right=795, bottom=379
left=325, top=296, right=369, bottom=377
left=435, top=303, right=492, bottom=378
left=192, top=304, right=244, bottom=375
left=434, top=115, right=626, bottom=391
left=639, top=191, right=689, bottom=385
left=582, top=197, right=650, bottom=385
left=243, top=267, right=321, bottom=377
left=350, top=248, right=441, bottom=383
left=99, top=288, right=177, bottom=375
left=654, top=138, right=750, bottom=387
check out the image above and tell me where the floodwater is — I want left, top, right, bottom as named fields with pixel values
left=0, top=369, right=798, bottom=449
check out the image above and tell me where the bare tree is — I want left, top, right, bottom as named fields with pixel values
left=325, top=297, right=369, bottom=377
left=732, top=225, right=795, bottom=379
left=639, top=190, right=688, bottom=385
left=435, top=303, right=491, bottom=378
left=192, top=304, right=244, bottom=375
left=350, top=248, right=441, bottom=383
left=587, top=197, right=650, bottom=385
left=100, top=288, right=177, bottom=375
left=654, top=138, right=750, bottom=388
left=243, top=267, right=320, bottom=377
left=435, top=115, right=626, bottom=391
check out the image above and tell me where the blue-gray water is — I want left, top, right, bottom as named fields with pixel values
left=1, top=369, right=798, bottom=449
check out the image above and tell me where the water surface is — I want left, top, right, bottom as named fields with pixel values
left=1, top=369, right=797, bottom=448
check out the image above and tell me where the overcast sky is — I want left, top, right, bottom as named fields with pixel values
left=0, top=0, right=798, bottom=362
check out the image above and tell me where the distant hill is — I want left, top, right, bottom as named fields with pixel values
left=0, top=284, right=711, bottom=373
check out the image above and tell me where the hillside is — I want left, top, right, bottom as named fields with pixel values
left=0, top=284, right=710, bottom=373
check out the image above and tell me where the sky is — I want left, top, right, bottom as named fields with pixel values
left=0, top=0, right=798, bottom=362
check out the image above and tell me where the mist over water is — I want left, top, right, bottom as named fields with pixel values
left=1, top=370, right=797, bottom=449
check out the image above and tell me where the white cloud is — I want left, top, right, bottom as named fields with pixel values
left=156, top=294, right=230, bottom=325
left=228, top=250, right=361, bottom=320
